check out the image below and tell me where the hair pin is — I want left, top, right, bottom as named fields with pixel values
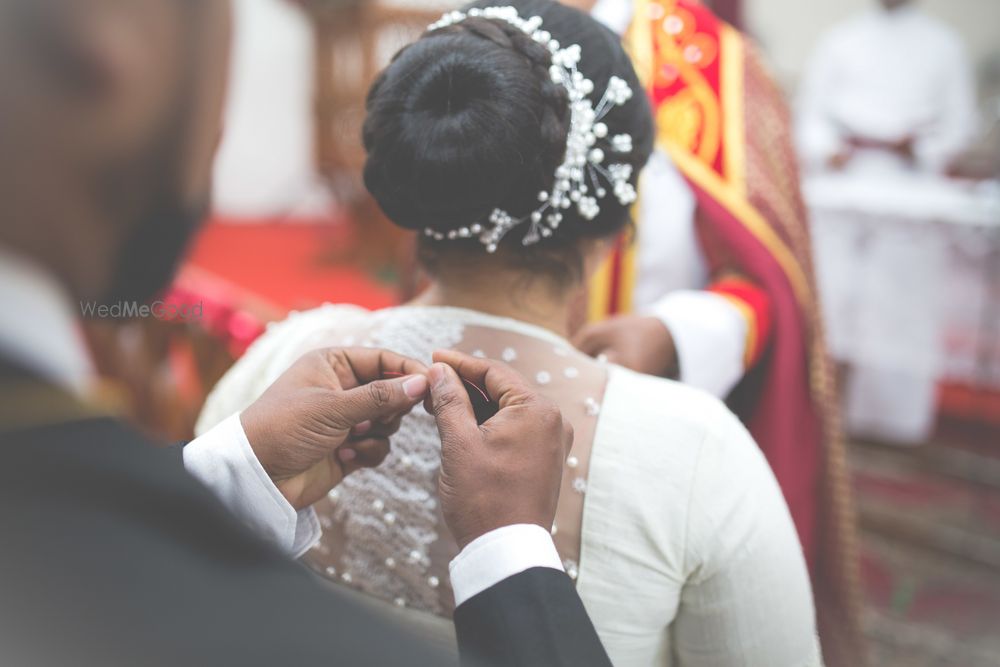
left=383, top=369, right=495, bottom=423
left=424, top=6, right=636, bottom=252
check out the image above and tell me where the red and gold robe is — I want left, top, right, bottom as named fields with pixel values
left=587, top=1, right=865, bottom=663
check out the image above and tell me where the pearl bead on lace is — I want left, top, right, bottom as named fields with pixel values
left=319, top=307, right=616, bottom=616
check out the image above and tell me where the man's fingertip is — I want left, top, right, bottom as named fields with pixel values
left=431, top=349, right=455, bottom=364
left=401, top=374, right=428, bottom=399
left=429, top=362, right=453, bottom=389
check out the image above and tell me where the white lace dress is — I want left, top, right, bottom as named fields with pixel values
left=196, top=305, right=822, bottom=666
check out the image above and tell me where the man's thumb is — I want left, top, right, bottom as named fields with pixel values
left=427, top=363, right=478, bottom=442
left=335, top=374, right=428, bottom=427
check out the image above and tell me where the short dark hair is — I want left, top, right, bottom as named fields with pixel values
left=362, top=0, right=653, bottom=286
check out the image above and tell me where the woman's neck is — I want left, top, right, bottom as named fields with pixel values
left=410, top=276, right=575, bottom=338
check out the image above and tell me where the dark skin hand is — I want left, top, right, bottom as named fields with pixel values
left=890, top=136, right=917, bottom=162
left=426, top=350, right=575, bottom=549
left=572, top=314, right=680, bottom=379
left=241, top=347, right=430, bottom=510
left=827, top=147, right=854, bottom=170
left=946, top=149, right=1000, bottom=180
left=844, top=134, right=917, bottom=163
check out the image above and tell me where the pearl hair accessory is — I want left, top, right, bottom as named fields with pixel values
left=423, top=6, right=637, bottom=253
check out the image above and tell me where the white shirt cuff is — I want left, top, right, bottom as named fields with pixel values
left=449, top=524, right=565, bottom=608
left=183, top=413, right=321, bottom=558
left=647, top=290, right=748, bottom=398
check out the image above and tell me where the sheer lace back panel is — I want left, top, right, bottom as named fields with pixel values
left=294, top=306, right=608, bottom=616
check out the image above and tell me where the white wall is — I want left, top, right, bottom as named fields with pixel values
left=212, top=0, right=327, bottom=218
left=746, top=0, right=1000, bottom=91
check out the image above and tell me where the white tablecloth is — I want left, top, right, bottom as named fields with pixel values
left=806, top=173, right=1000, bottom=443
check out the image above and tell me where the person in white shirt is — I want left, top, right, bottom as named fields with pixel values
left=552, top=2, right=866, bottom=664
left=796, top=0, right=980, bottom=445
left=0, top=0, right=616, bottom=664
left=796, top=0, right=978, bottom=175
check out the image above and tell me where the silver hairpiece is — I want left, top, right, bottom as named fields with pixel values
left=423, top=6, right=636, bottom=253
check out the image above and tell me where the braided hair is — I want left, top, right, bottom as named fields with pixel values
left=362, top=0, right=653, bottom=283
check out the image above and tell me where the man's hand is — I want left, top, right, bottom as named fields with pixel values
left=240, top=347, right=429, bottom=510
left=844, top=134, right=916, bottom=163
left=827, top=147, right=854, bottom=170
left=426, top=350, right=573, bottom=549
left=887, top=135, right=917, bottom=162
left=572, top=315, right=679, bottom=378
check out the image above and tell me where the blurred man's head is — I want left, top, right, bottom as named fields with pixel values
left=879, top=0, right=914, bottom=11
left=0, top=0, right=231, bottom=302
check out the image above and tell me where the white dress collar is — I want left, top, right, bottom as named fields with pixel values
left=386, top=305, right=573, bottom=349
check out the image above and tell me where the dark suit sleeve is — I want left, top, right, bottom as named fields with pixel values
left=454, top=567, right=613, bottom=667
left=0, top=418, right=457, bottom=667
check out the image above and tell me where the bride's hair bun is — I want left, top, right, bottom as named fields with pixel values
left=363, top=9, right=569, bottom=233
left=363, top=0, right=653, bottom=259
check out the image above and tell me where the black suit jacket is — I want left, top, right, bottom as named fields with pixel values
left=0, top=366, right=611, bottom=667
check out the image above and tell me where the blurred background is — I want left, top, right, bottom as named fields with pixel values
left=86, top=0, right=999, bottom=664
